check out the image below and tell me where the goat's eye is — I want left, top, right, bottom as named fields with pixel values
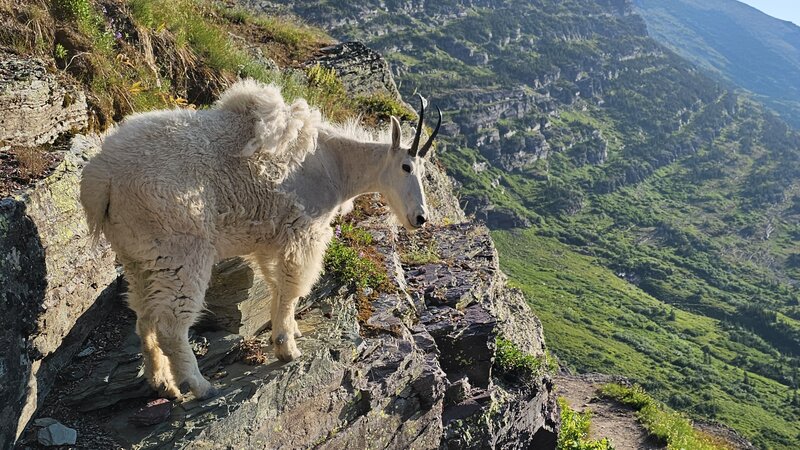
left=402, top=164, right=412, bottom=173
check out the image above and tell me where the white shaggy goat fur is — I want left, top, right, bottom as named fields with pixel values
left=80, top=79, right=434, bottom=400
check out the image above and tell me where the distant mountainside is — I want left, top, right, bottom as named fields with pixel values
left=250, top=0, right=800, bottom=447
left=634, top=0, right=800, bottom=127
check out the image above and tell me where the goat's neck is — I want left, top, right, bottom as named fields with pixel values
left=323, top=133, right=389, bottom=202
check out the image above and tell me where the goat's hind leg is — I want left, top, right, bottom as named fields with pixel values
left=136, top=317, right=180, bottom=398
left=140, top=240, right=218, bottom=400
left=125, top=262, right=180, bottom=398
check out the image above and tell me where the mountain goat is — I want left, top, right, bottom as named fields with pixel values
left=80, top=80, right=441, bottom=400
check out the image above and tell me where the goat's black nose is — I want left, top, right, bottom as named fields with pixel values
left=416, top=215, right=427, bottom=226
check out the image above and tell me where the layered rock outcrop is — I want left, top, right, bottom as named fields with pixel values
left=0, top=55, right=88, bottom=148
left=308, top=41, right=402, bottom=100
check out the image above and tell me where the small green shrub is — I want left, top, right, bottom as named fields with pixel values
left=51, top=0, right=113, bottom=52
left=557, top=398, right=614, bottom=450
left=324, top=240, right=387, bottom=289
left=303, top=64, right=357, bottom=121
left=51, top=0, right=92, bottom=23
left=306, top=64, right=339, bottom=90
left=54, top=42, right=67, bottom=60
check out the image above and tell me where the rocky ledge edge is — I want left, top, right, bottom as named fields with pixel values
left=23, top=211, right=559, bottom=449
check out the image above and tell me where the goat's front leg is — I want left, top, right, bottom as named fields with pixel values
left=270, top=242, right=326, bottom=362
left=255, top=254, right=302, bottom=340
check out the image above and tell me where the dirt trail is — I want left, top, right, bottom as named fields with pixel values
left=554, top=374, right=665, bottom=450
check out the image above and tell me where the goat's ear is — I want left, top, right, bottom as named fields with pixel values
left=390, top=116, right=402, bottom=150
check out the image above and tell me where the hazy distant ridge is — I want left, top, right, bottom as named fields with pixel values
left=634, top=0, right=800, bottom=126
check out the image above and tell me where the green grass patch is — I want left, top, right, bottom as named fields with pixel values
left=324, top=223, right=389, bottom=291
left=557, top=398, right=614, bottom=450
left=494, top=336, right=557, bottom=384
left=495, top=336, right=542, bottom=375
left=599, top=384, right=727, bottom=450
left=492, top=229, right=800, bottom=449
left=399, top=239, right=440, bottom=265
left=129, top=0, right=270, bottom=80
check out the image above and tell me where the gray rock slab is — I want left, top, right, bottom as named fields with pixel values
left=37, top=422, right=77, bottom=446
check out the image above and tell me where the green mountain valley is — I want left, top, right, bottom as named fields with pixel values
left=253, top=0, right=800, bottom=447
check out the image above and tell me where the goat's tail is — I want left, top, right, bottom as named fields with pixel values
left=79, top=157, right=112, bottom=245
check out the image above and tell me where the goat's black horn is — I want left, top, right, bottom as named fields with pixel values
left=410, top=93, right=427, bottom=157
left=418, top=106, right=441, bottom=158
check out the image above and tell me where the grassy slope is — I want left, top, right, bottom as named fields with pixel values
left=494, top=229, right=800, bottom=448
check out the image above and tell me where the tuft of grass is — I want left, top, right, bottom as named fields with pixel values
left=216, top=5, right=330, bottom=58
left=129, top=0, right=270, bottom=80
left=357, top=92, right=416, bottom=122
left=494, top=336, right=547, bottom=383
left=557, top=398, right=615, bottom=450
left=599, top=383, right=728, bottom=450
left=251, top=14, right=328, bottom=50
left=324, top=223, right=390, bottom=291
left=304, top=64, right=356, bottom=121
left=400, top=239, right=440, bottom=265
left=14, top=146, right=50, bottom=180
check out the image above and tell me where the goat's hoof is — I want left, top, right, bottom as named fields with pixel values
left=274, top=333, right=301, bottom=362
left=151, top=381, right=181, bottom=399
left=196, top=386, right=220, bottom=401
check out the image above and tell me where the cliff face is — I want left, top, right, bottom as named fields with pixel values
left=1, top=4, right=557, bottom=449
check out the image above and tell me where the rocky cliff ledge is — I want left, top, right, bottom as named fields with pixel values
left=21, top=207, right=558, bottom=449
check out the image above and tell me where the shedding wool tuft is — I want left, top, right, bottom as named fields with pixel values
left=217, top=79, right=322, bottom=182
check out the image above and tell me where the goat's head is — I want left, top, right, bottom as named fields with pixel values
left=380, top=94, right=441, bottom=231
